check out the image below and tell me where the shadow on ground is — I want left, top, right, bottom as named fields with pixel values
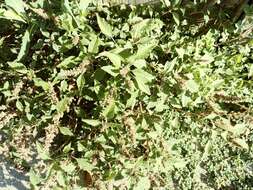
left=0, top=155, right=28, bottom=190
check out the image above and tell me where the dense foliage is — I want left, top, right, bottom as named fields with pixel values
left=1, top=0, right=253, bottom=189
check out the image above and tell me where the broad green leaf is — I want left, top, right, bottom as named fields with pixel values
left=173, top=0, right=182, bottom=6
left=77, top=73, right=85, bottom=91
left=77, top=142, right=86, bottom=151
left=56, top=171, right=66, bottom=187
left=131, top=18, right=163, bottom=39
left=33, top=78, right=50, bottom=91
left=186, top=80, right=199, bottom=93
left=164, top=0, right=171, bottom=7
left=215, top=118, right=234, bottom=132
left=5, top=0, right=25, bottom=14
left=83, top=119, right=101, bottom=126
left=132, top=68, right=155, bottom=83
left=16, top=99, right=24, bottom=112
left=79, top=0, right=92, bottom=11
left=2, top=9, right=26, bottom=22
left=248, top=64, right=253, bottom=78
left=202, top=141, right=213, bottom=159
left=101, top=65, right=118, bottom=77
left=134, top=177, right=150, bottom=190
left=176, top=47, right=185, bottom=58
left=126, top=90, right=138, bottom=109
left=173, top=159, right=187, bottom=169
left=60, top=80, right=68, bottom=92
left=172, top=12, right=180, bottom=26
left=181, top=93, right=191, bottom=107
left=102, top=101, right=116, bottom=120
left=199, top=54, right=215, bottom=64
left=17, top=26, right=34, bottom=61
left=211, top=79, right=224, bottom=89
left=63, top=0, right=79, bottom=27
left=57, top=56, right=76, bottom=69
left=96, top=13, right=113, bottom=37
left=63, top=142, right=72, bottom=153
left=134, top=75, right=151, bottom=95
left=0, top=37, right=4, bottom=47
left=133, top=69, right=154, bottom=95
left=233, top=124, right=246, bottom=136
left=98, top=51, right=123, bottom=68
left=29, top=169, right=41, bottom=186
left=131, top=59, right=146, bottom=69
left=8, top=62, right=27, bottom=74
left=76, top=158, right=94, bottom=172
left=131, top=19, right=150, bottom=39
left=128, top=42, right=157, bottom=62
left=56, top=97, right=70, bottom=113
left=88, top=35, right=100, bottom=53
left=231, top=138, right=249, bottom=150
left=36, top=141, right=51, bottom=160
left=61, top=163, right=76, bottom=174
left=59, top=127, right=74, bottom=136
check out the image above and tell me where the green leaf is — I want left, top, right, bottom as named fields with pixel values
left=77, top=73, right=85, bottom=91
left=131, top=19, right=150, bottom=39
left=33, top=78, right=50, bottom=91
left=173, top=159, right=187, bottom=169
left=101, top=65, right=118, bottom=77
left=59, top=127, right=74, bottom=136
left=248, top=64, right=253, bottom=78
left=16, top=99, right=24, bottom=112
left=17, top=27, right=33, bottom=61
left=199, top=54, right=215, bottom=64
left=63, top=0, right=79, bottom=27
left=79, top=0, right=92, bottom=11
left=56, top=171, right=66, bottom=187
left=2, top=9, right=26, bottom=22
left=29, top=169, right=41, bottom=186
left=88, top=35, right=100, bottom=53
left=77, top=142, right=86, bottom=152
left=98, top=51, right=123, bottom=68
left=126, top=90, right=138, bottom=109
left=83, top=119, right=101, bottom=126
left=63, top=142, right=72, bottom=153
left=57, top=56, right=76, bottom=69
left=128, top=42, right=157, bottom=62
left=172, top=0, right=182, bottom=6
left=134, top=75, right=151, bottom=95
left=76, top=158, right=94, bottom=172
left=211, top=79, right=224, bottom=89
left=133, top=68, right=155, bottom=95
left=36, top=141, right=51, bottom=160
left=8, top=62, right=27, bottom=74
left=56, top=97, right=70, bottom=113
left=231, top=138, right=249, bottom=150
left=181, top=93, right=191, bottom=107
left=176, top=47, right=185, bottom=58
left=5, top=0, right=25, bottom=14
left=233, top=123, right=246, bottom=136
left=202, top=141, right=213, bottom=159
left=102, top=101, right=116, bottom=120
left=134, top=177, right=150, bottom=190
left=163, top=0, right=171, bottom=7
left=186, top=80, right=199, bottom=93
left=132, top=69, right=155, bottom=83
left=131, top=59, right=146, bottom=69
left=96, top=13, right=113, bottom=37
left=172, top=12, right=180, bottom=26
left=61, top=163, right=76, bottom=174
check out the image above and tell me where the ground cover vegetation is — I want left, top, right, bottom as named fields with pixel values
left=0, top=0, right=253, bottom=189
